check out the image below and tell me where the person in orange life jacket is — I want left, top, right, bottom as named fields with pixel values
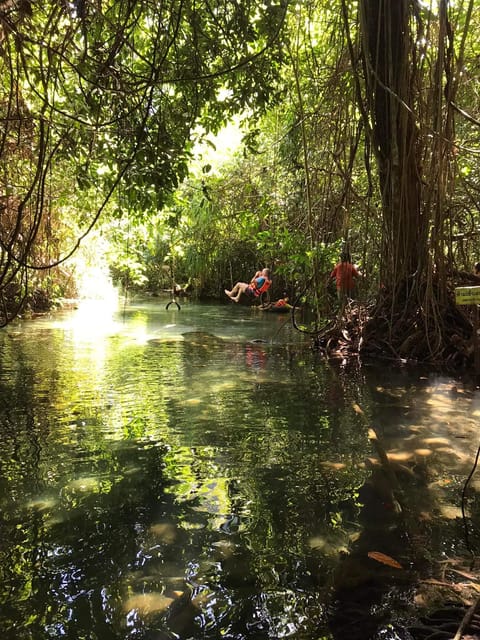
left=273, top=295, right=289, bottom=308
left=330, top=253, right=361, bottom=300
left=225, top=268, right=272, bottom=303
left=259, top=294, right=291, bottom=311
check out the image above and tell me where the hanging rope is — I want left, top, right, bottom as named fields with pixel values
left=290, top=276, right=336, bottom=340
left=166, top=297, right=181, bottom=310
left=122, top=185, right=130, bottom=321
left=166, top=252, right=180, bottom=310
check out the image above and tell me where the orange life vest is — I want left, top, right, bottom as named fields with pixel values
left=253, top=277, right=271, bottom=297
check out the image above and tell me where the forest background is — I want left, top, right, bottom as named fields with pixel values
left=1, top=0, right=480, bottom=367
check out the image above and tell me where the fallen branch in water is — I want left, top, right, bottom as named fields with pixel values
left=453, top=593, right=480, bottom=640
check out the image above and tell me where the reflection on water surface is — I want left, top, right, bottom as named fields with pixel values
left=0, top=297, right=479, bottom=639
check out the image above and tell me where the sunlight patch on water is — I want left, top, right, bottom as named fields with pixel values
left=27, top=495, right=58, bottom=511
left=123, top=592, right=176, bottom=616
left=308, top=535, right=350, bottom=556
left=421, top=437, right=451, bottom=446
left=69, top=298, right=121, bottom=336
left=184, top=397, right=202, bottom=405
left=195, top=478, right=230, bottom=517
left=61, top=475, right=116, bottom=498
left=439, top=504, right=463, bottom=519
left=148, top=523, right=178, bottom=544
left=385, top=451, right=414, bottom=462
left=211, top=539, right=237, bottom=559
left=320, top=461, right=347, bottom=470
left=210, top=381, right=238, bottom=392
left=414, top=448, right=433, bottom=457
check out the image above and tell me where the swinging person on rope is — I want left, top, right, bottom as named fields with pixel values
left=225, top=268, right=272, bottom=303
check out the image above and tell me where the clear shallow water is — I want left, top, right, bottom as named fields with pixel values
left=0, top=296, right=479, bottom=640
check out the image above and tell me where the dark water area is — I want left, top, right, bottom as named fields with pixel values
left=1, top=296, right=480, bottom=640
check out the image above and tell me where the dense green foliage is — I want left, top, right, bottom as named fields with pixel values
left=0, top=0, right=288, bottom=315
left=3, top=0, right=480, bottom=363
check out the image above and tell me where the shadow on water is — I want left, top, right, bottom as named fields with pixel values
left=0, top=298, right=480, bottom=639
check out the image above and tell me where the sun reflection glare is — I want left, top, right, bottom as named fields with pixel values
left=68, top=298, right=120, bottom=339
left=77, top=264, right=118, bottom=303
left=66, top=264, right=121, bottom=339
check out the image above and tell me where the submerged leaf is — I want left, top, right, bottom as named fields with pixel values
left=367, top=551, right=403, bottom=569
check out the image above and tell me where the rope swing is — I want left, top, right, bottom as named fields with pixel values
left=166, top=297, right=181, bottom=310
left=165, top=252, right=181, bottom=310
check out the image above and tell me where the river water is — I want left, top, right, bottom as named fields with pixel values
left=1, top=296, right=479, bottom=640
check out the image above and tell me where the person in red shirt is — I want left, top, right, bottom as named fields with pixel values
left=330, top=254, right=361, bottom=301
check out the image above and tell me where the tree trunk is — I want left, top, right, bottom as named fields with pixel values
left=351, top=0, right=474, bottom=364
left=359, top=0, right=425, bottom=289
